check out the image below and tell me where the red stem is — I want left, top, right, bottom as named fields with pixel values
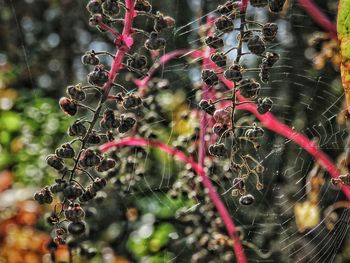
left=99, top=137, right=247, bottom=263
left=102, top=0, right=135, bottom=100
left=240, top=0, right=249, bottom=13
left=298, top=0, right=337, bottom=38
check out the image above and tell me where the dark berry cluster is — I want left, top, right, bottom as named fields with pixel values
left=197, top=0, right=282, bottom=205
left=35, top=0, right=174, bottom=253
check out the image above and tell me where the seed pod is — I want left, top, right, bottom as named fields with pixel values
left=199, top=99, right=216, bottom=115
left=63, top=182, right=83, bottom=200
left=59, top=97, right=78, bottom=116
left=67, top=84, right=86, bottom=101
left=249, top=0, right=268, bottom=7
left=257, top=97, right=273, bottom=114
left=213, top=109, right=231, bottom=124
left=263, top=52, right=279, bottom=67
left=79, top=149, right=101, bottom=167
left=215, top=15, right=234, bottom=33
left=262, top=23, right=278, bottom=41
left=55, top=143, right=75, bottom=159
left=239, top=194, right=255, bottom=206
left=97, top=158, right=116, bottom=172
left=224, top=63, right=242, bottom=81
left=92, top=177, right=107, bottom=191
left=210, top=52, right=227, bottom=68
left=201, top=69, right=219, bottom=86
left=102, top=0, right=120, bottom=17
left=87, top=65, right=109, bottom=86
left=238, top=79, right=260, bottom=98
left=247, top=35, right=266, bottom=55
left=118, top=115, right=136, bottom=133
left=81, top=50, right=100, bottom=65
left=208, top=143, right=227, bottom=157
left=68, top=221, right=86, bottom=235
left=144, top=32, right=166, bottom=50
left=123, top=95, right=142, bottom=109
left=126, top=53, right=147, bottom=71
left=205, top=35, right=224, bottom=49
left=46, top=154, right=65, bottom=171
left=69, top=121, right=87, bottom=137
left=86, top=0, right=102, bottom=14
left=86, top=131, right=101, bottom=144
left=100, top=110, right=120, bottom=129
left=269, top=0, right=286, bottom=13
left=135, top=0, right=152, bottom=13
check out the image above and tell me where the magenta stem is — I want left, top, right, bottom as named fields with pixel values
left=240, top=0, right=249, bottom=13
left=102, top=0, right=135, bottom=100
left=99, top=137, right=247, bottom=263
left=298, top=0, right=337, bottom=38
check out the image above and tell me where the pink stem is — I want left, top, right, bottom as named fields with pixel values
left=298, top=0, right=337, bottom=38
left=219, top=77, right=350, bottom=199
left=99, top=138, right=247, bottom=263
left=102, top=0, right=135, bottom=99
left=240, top=0, right=249, bottom=13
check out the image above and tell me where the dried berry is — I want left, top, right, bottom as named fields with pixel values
left=135, top=0, right=152, bottom=13
left=97, top=158, right=116, bottom=172
left=262, top=23, right=278, bottom=41
left=100, top=110, right=120, bottom=129
left=34, top=187, right=53, bottom=204
left=46, top=154, right=65, bottom=171
left=199, top=99, right=216, bottom=115
left=213, top=109, right=231, bottom=124
left=224, top=63, right=242, bottom=82
left=208, top=143, right=227, bottom=157
left=205, top=35, right=224, bottom=49
left=55, top=143, right=75, bottom=159
left=63, top=182, right=83, bottom=200
left=238, top=79, right=260, bottom=98
left=81, top=50, right=100, bottom=65
left=69, top=121, right=87, bottom=137
left=215, top=15, right=234, bottom=33
left=59, top=97, right=78, bottom=116
left=247, top=35, right=266, bottom=55
left=79, top=149, right=101, bottom=167
left=79, top=186, right=97, bottom=202
left=249, top=0, right=268, bottom=7
left=126, top=53, right=147, bottom=71
left=87, top=65, right=109, bottom=86
left=218, top=1, right=240, bottom=16
left=86, top=131, right=101, bottom=144
left=65, top=203, right=85, bottom=222
left=257, top=97, right=273, bottom=114
left=50, top=179, right=67, bottom=193
left=245, top=126, right=264, bottom=139
left=269, top=0, right=286, bottom=13
left=68, top=221, right=86, bottom=235
left=86, top=0, right=102, bottom=14
left=210, top=52, right=227, bottom=68
left=92, top=177, right=107, bottom=191
left=232, top=178, right=245, bottom=191
left=67, top=84, right=86, bottom=101
left=123, top=94, right=142, bottom=109
left=213, top=123, right=229, bottom=136
left=154, top=13, right=175, bottom=32
left=263, top=52, right=279, bottom=67
left=239, top=194, right=255, bottom=205
left=201, top=69, right=219, bottom=86
left=102, top=0, right=120, bottom=17
left=118, top=115, right=136, bottom=133
left=144, top=32, right=166, bottom=50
